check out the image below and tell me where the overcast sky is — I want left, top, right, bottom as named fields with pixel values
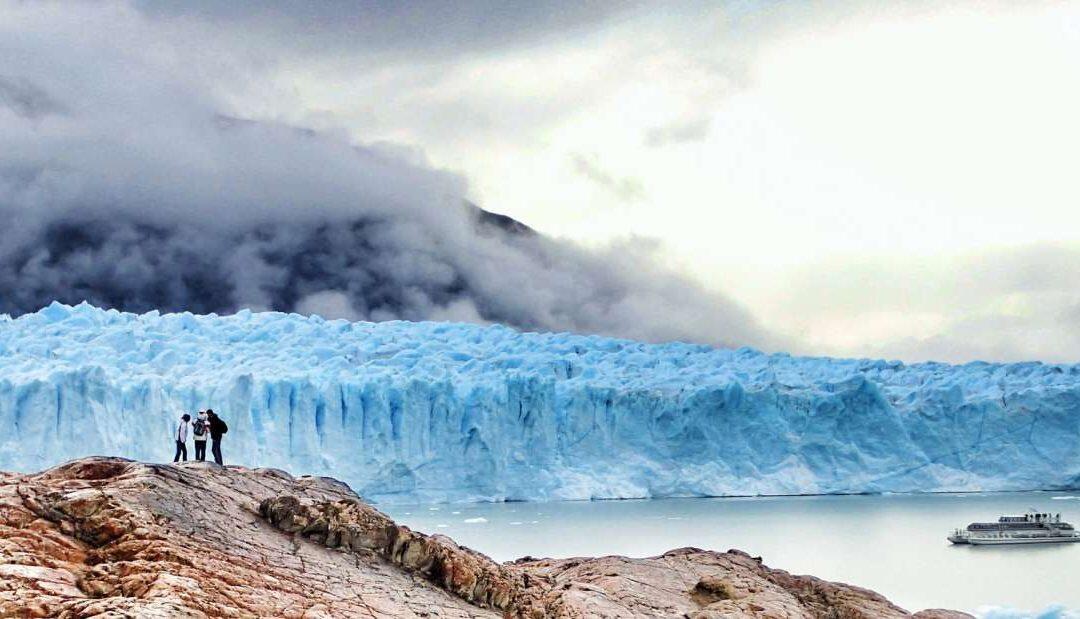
left=5, top=1, right=1079, bottom=362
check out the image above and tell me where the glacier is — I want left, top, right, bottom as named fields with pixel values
left=0, top=302, right=1078, bottom=504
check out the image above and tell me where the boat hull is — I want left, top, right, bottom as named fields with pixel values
left=965, top=536, right=1080, bottom=546
left=949, top=511, right=1078, bottom=545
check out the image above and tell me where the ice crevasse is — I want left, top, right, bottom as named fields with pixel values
left=0, top=302, right=1078, bottom=504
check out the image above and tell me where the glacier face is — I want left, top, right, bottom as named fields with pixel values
left=1, top=302, right=1078, bottom=503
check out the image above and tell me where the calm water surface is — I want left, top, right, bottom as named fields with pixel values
left=382, top=491, right=1080, bottom=614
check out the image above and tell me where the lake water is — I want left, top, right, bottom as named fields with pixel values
left=382, top=491, right=1080, bottom=615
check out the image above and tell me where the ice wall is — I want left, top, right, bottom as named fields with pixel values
left=1, top=302, right=1078, bottom=503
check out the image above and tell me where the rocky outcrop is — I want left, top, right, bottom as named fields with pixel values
left=0, top=457, right=496, bottom=618
left=259, top=494, right=973, bottom=619
left=259, top=495, right=530, bottom=613
left=0, top=457, right=972, bottom=618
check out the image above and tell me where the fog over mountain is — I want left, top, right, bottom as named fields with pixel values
left=0, top=2, right=770, bottom=348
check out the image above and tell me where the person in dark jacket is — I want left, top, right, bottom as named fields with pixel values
left=206, top=409, right=228, bottom=465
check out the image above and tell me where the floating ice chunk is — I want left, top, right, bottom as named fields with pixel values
left=463, top=517, right=487, bottom=524
left=974, top=604, right=1079, bottom=619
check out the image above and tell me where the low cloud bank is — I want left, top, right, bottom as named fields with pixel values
left=0, top=2, right=769, bottom=348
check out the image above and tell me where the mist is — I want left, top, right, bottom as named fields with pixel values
left=0, top=1, right=770, bottom=349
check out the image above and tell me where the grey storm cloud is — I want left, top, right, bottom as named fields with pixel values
left=570, top=154, right=646, bottom=203
left=644, top=117, right=712, bottom=147
left=0, top=1, right=772, bottom=349
left=133, top=0, right=644, bottom=60
left=776, top=245, right=1080, bottom=363
left=0, top=75, right=66, bottom=120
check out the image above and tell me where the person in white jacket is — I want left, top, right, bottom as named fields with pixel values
left=173, top=413, right=191, bottom=463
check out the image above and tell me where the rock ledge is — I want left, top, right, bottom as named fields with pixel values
left=0, top=457, right=972, bottom=618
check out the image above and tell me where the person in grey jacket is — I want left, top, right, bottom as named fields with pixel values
left=173, top=413, right=191, bottom=463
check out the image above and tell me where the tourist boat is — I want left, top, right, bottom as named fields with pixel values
left=948, top=510, right=1080, bottom=545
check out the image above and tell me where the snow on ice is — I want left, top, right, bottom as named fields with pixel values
left=0, top=302, right=1077, bottom=503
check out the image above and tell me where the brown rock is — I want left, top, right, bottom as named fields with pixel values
left=1, top=457, right=974, bottom=619
left=692, top=575, right=738, bottom=605
left=0, top=457, right=495, bottom=618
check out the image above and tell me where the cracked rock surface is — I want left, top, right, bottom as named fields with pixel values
left=1, top=457, right=971, bottom=618
left=0, top=457, right=495, bottom=618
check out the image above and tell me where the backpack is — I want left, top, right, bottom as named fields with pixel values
left=192, top=419, right=206, bottom=437
left=218, top=419, right=228, bottom=435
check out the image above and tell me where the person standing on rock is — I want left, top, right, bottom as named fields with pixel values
left=173, top=413, right=191, bottom=463
left=206, top=409, right=228, bottom=465
left=192, top=410, right=209, bottom=461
